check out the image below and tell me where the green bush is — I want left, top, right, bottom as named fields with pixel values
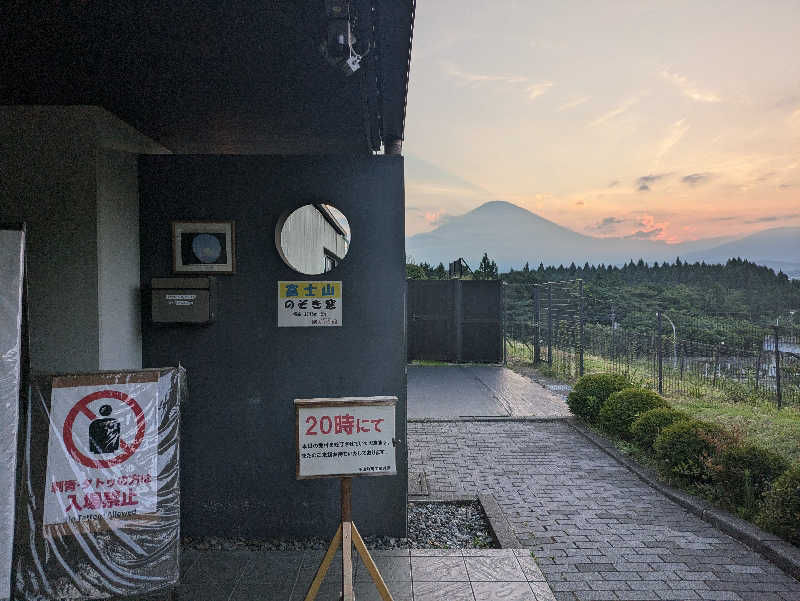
left=712, top=445, right=790, bottom=519
left=630, top=407, right=691, bottom=450
left=654, top=419, right=736, bottom=484
left=755, top=465, right=800, bottom=546
left=566, top=373, right=628, bottom=422
left=597, top=388, right=668, bottom=440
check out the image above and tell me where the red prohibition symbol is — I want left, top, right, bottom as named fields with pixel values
left=62, top=390, right=146, bottom=469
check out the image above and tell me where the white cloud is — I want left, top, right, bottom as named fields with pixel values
left=441, top=61, right=529, bottom=85
left=527, top=81, right=554, bottom=100
left=589, top=93, right=646, bottom=127
left=656, top=118, right=690, bottom=160
left=660, top=69, right=722, bottom=103
left=557, top=96, right=591, bottom=111
left=790, top=107, right=800, bottom=128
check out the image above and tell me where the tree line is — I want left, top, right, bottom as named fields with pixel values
left=407, top=255, right=800, bottom=344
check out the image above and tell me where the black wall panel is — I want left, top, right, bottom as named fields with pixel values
left=138, top=155, right=407, bottom=538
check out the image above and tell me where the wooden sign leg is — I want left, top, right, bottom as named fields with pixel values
left=352, top=523, right=394, bottom=601
left=304, top=524, right=342, bottom=601
left=341, top=477, right=354, bottom=601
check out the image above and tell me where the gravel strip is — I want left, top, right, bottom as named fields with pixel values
left=183, top=501, right=498, bottom=551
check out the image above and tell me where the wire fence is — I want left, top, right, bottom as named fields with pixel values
left=503, top=280, right=800, bottom=407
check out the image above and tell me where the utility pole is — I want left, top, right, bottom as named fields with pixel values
left=610, top=304, right=616, bottom=363
left=547, top=283, right=553, bottom=368
left=774, top=324, right=782, bottom=409
left=656, top=311, right=663, bottom=395
left=578, top=279, right=584, bottom=376
left=533, top=287, right=541, bottom=364
left=662, top=313, right=677, bottom=368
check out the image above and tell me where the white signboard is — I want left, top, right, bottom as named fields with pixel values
left=43, top=373, right=160, bottom=533
left=279, top=281, right=342, bottom=327
left=295, top=397, right=397, bottom=479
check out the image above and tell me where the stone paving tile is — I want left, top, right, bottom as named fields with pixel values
left=471, top=581, right=537, bottom=601
left=413, top=580, right=474, bottom=601
left=354, top=555, right=411, bottom=581
left=408, top=420, right=800, bottom=601
left=465, top=556, right=527, bottom=581
left=174, top=547, right=559, bottom=600
left=353, top=580, right=414, bottom=601
left=410, top=556, right=470, bottom=581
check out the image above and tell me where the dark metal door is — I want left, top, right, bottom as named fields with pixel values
left=461, top=280, right=503, bottom=363
left=407, top=280, right=455, bottom=361
left=407, top=279, right=502, bottom=363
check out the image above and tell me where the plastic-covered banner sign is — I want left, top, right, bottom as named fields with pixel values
left=0, top=227, right=25, bottom=601
left=43, top=374, right=159, bottom=535
left=14, top=367, right=184, bottom=600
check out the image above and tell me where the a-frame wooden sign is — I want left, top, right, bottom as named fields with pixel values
left=295, top=397, right=398, bottom=601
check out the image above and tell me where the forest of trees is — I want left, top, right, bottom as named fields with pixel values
left=407, top=255, right=800, bottom=343
left=406, top=252, right=499, bottom=280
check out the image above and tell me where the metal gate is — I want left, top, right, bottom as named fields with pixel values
left=407, top=279, right=502, bottom=363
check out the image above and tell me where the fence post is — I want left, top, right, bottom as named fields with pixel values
left=547, top=283, right=553, bottom=367
left=657, top=312, right=663, bottom=395
left=578, top=279, right=584, bottom=377
left=755, top=350, right=761, bottom=392
left=610, top=305, right=616, bottom=363
left=713, top=344, right=719, bottom=387
left=500, top=281, right=505, bottom=365
left=774, top=325, right=782, bottom=409
left=533, top=287, right=541, bottom=364
left=454, top=279, right=463, bottom=363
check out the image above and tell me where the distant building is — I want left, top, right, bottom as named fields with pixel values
left=279, top=204, right=350, bottom=275
left=763, top=335, right=800, bottom=355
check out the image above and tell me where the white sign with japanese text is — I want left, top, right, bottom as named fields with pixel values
left=295, top=397, right=397, bottom=479
left=278, top=281, right=342, bottom=327
left=43, top=374, right=159, bottom=532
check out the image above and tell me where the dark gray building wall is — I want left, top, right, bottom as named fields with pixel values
left=138, top=155, right=407, bottom=538
left=0, top=106, right=165, bottom=372
left=97, top=148, right=143, bottom=370
left=0, top=107, right=100, bottom=372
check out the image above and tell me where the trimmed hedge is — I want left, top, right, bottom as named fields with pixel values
left=711, top=445, right=790, bottom=518
left=654, top=419, right=736, bottom=484
left=755, top=464, right=800, bottom=546
left=567, top=373, right=628, bottom=422
left=597, top=388, right=668, bottom=440
left=630, top=407, right=691, bottom=450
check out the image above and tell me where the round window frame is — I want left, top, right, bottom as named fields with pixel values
left=274, top=203, right=351, bottom=276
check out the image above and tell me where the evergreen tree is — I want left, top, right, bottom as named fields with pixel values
left=474, top=252, right=499, bottom=280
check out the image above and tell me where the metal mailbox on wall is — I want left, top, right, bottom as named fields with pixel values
left=151, top=276, right=216, bottom=324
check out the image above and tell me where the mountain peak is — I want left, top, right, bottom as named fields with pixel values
left=470, top=200, right=533, bottom=215
left=407, top=202, right=800, bottom=274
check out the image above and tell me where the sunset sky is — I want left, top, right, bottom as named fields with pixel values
left=403, top=0, right=800, bottom=242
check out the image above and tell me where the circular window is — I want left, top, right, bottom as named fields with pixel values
left=276, top=204, right=351, bottom=275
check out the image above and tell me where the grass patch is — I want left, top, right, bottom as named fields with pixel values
left=668, top=395, right=800, bottom=464
left=507, top=353, right=800, bottom=466
left=409, top=360, right=453, bottom=366
left=409, top=360, right=501, bottom=367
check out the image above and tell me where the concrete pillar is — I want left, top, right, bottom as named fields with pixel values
left=0, top=106, right=168, bottom=372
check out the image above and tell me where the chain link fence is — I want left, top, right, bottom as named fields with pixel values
left=503, top=281, right=800, bottom=407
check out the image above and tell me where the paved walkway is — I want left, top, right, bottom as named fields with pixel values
left=178, top=547, right=555, bottom=600
left=408, top=420, right=800, bottom=601
left=408, top=365, right=571, bottom=418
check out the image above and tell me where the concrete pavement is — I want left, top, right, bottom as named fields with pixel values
left=408, top=365, right=571, bottom=418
